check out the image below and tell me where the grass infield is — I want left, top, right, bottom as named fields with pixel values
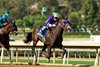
left=1, top=58, right=94, bottom=65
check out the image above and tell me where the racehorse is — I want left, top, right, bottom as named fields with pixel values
left=0, top=20, right=18, bottom=63
left=24, top=20, right=72, bottom=63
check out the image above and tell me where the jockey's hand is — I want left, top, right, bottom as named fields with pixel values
left=47, top=26, right=52, bottom=29
left=47, top=24, right=52, bottom=29
left=52, top=24, right=56, bottom=27
left=3, top=22, right=8, bottom=26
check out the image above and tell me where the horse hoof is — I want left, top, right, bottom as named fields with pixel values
left=41, top=51, right=47, bottom=57
left=10, top=62, right=13, bottom=65
left=47, top=59, right=50, bottom=63
left=28, top=62, right=32, bottom=65
left=34, top=63, right=40, bottom=65
left=42, top=54, right=45, bottom=57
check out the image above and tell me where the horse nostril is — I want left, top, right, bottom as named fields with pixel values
left=14, top=31, right=18, bottom=35
left=16, top=32, right=18, bottom=35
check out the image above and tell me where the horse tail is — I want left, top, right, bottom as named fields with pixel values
left=24, top=32, right=32, bottom=43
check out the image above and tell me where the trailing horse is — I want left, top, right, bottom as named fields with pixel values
left=24, top=20, right=72, bottom=63
left=0, top=20, right=18, bottom=63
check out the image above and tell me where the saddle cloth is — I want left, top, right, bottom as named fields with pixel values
left=37, top=26, right=48, bottom=41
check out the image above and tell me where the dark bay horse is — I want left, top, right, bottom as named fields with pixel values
left=0, top=20, right=18, bottom=63
left=24, top=20, right=72, bottom=63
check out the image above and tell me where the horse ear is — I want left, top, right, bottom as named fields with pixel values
left=62, top=15, right=65, bottom=19
left=11, top=20, right=15, bottom=23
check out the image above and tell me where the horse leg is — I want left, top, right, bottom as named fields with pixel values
left=32, top=41, right=38, bottom=64
left=61, top=47, right=67, bottom=59
left=42, top=44, right=47, bottom=51
left=41, top=44, right=47, bottom=57
left=46, top=46, right=52, bottom=62
left=6, top=47, right=12, bottom=64
left=8, top=50, right=12, bottom=63
left=57, top=43, right=67, bottom=58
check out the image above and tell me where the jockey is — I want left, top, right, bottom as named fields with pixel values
left=41, top=13, right=60, bottom=34
left=0, top=11, right=9, bottom=28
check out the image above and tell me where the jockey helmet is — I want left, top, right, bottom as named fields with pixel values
left=2, top=12, right=9, bottom=19
left=53, top=13, right=60, bottom=18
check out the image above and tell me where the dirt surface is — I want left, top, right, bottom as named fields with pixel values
left=0, top=64, right=71, bottom=67
left=0, top=64, right=92, bottom=67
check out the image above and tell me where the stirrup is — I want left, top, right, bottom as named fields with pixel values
left=37, top=33, right=46, bottom=42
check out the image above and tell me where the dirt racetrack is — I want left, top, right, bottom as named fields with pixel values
left=0, top=63, right=93, bottom=67
left=0, top=64, right=71, bottom=67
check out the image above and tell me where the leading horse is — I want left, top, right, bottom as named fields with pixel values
left=0, top=20, right=18, bottom=63
left=24, top=19, right=72, bottom=63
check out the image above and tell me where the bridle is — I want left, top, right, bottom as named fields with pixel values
left=4, top=20, right=18, bottom=35
left=58, top=22, right=71, bottom=30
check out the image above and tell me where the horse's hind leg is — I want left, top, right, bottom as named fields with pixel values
left=41, top=44, right=47, bottom=57
left=42, top=44, right=47, bottom=51
left=32, top=41, right=38, bottom=64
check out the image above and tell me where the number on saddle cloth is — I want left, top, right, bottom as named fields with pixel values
left=37, top=25, right=48, bottom=38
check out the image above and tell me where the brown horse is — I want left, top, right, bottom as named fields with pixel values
left=24, top=20, right=72, bottom=63
left=0, top=20, right=18, bottom=63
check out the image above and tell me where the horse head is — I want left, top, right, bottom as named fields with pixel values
left=3, top=20, right=18, bottom=35
left=9, top=20, right=18, bottom=35
left=60, top=19, right=72, bottom=30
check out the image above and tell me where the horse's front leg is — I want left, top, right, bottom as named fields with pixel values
left=8, top=50, right=12, bottom=64
left=46, top=46, right=52, bottom=62
left=57, top=43, right=67, bottom=58
left=6, top=48, right=12, bottom=64
left=61, top=47, right=67, bottom=58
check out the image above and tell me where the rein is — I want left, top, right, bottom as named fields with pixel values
left=58, top=22, right=65, bottom=29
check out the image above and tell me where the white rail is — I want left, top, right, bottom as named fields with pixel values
left=1, top=35, right=100, bottom=66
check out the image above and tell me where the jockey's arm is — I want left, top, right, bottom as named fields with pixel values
left=3, top=22, right=8, bottom=26
left=46, top=23, right=57, bottom=29
left=2, top=18, right=8, bottom=26
left=2, top=18, right=7, bottom=22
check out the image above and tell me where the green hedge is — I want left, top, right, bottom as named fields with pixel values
left=63, top=32, right=90, bottom=38
left=64, top=32, right=90, bottom=35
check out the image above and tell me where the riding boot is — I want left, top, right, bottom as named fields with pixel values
left=42, top=28, right=47, bottom=35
